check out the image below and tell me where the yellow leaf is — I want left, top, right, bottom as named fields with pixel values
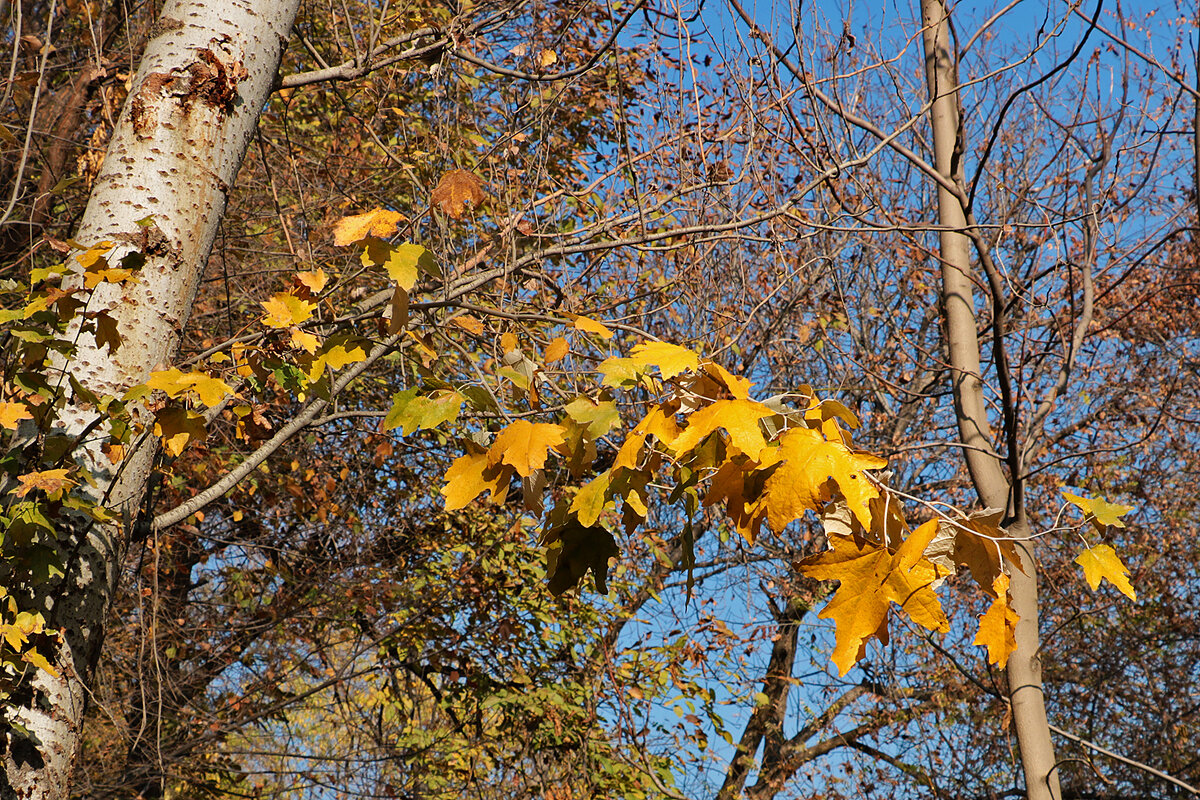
left=1074, top=544, right=1136, bottom=601
left=296, top=269, right=328, bottom=293
left=568, top=314, right=613, bottom=339
left=361, top=240, right=438, bottom=290
left=22, top=647, right=58, bottom=677
left=332, top=208, right=403, bottom=245
left=571, top=470, right=612, bottom=527
left=800, top=519, right=948, bottom=674
left=261, top=292, right=315, bottom=328
left=538, top=48, right=558, bottom=68
left=16, top=468, right=75, bottom=499
left=629, top=341, right=700, bottom=379
left=488, top=420, right=566, bottom=477
left=545, top=336, right=569, bottom=363
left=290, top=329, right=320, bottom=354
left=596, top=357, right=642, bottom=387
left=154, top=407, right=207, bottom=457
left=500, top=331, right=519, bottom=352
left=146, top=369, right=233, bottom=408
left=929, top=509, right=1024, bottom=594
left=442, top=449, right=512, bottom=510
left=670, top=399, right=775, bottom=460
left=974, top=573, right=1018, bottom=667
left=703, top=457, right=769, bottom=543
left=1062, top=491, right=1134, bottom=528
left=698, top=360, right=752, bottom=399
left=762, top=427, right=886, bottom=531
left=0, top=401, right=32, bottom=429
left=430, top=169, right=486, bottom=219
left=451, top=315, right=485, bottom=335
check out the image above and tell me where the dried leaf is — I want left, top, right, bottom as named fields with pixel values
left=431, top=169, right=485, bottom=219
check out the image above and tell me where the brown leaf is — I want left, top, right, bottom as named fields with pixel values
left=431, top=169, right=486, bottom=219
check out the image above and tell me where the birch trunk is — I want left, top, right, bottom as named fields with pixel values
left=919, top=1, right=1062, bottom=798
left=1, top=1, right=301, bottom=796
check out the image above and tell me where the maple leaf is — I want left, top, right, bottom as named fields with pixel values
left=442, top=448, right=513, bottom=510
left=761, top=427, right=887, bottom=531
left=0, top=401, right=32, bottom=429
left=431, top=169, right=486, bottom=219
left=154, top=407, right=208, bottom=457
left=361, top=240, right=439, bottom=290
left=384, top=389, right=463, bottom=435
left=1062, top=491, right=1134, bottom=528
left=974, top=573, right=1019, bottom=667
left=261, top=292, right=315, bottom=328
left=563, top=397, right=621, bottom=439
left=670, top=399, right=775, bottom=460
left=15, top=468, right=76, bottom=499
left=487, top=420, right=566, bottom=477
left=332, top=208, right=403, bottom=245
left=295, top=269, right=328, bottom=293
left=570, top=470, right=612, bottom=527
left=629, top=341, right=701, bottom=379
left=146, top=369, right=234, bottom=408
left=927, top=509, right=1024, bottom=595
left=290, top=329, right=320, bottom=354
left=1074, top=544, right=1137, bottom=601
left=451, top=315, right=485, bottom=335
left=800, top=519, right=949, bottom=675
left=542, top=521, right=618, bottom=595
left=703, top=457, right=769, bottom=543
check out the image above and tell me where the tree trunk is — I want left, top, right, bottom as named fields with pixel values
left=1, top=2, right=301, bottom=797
left=918, top=1, right=1061, bottom=799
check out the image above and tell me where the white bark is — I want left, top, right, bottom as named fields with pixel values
left=2, top=1, right=301, bottom=796
left=919, top=2, right=1062, bottom=799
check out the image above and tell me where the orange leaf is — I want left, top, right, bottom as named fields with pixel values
left=762, top=427, right=886, bottom=531
left=488, top=420, right=566, bottom=477
left=451, top=315, right=485, bottom=335
left=296, top=269, right=328, bottom=293
left=544, top=337, right=570, bottom=363
left=16, top=468, right=76, bottom=499
left=974, top=573, right=1019, bottom=667
left=0, top=401, right=32, bottom=429
left=800, top=520, right=948, bottom=674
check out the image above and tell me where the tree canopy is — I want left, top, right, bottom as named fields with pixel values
left=1, top=0, right=1198, bottom=798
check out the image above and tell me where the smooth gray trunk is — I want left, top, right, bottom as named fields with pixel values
left=919, top=1, right=1061, bottom=798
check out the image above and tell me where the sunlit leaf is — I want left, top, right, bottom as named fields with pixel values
left=332, top=208, right=403, bottom=245
left=488, top=420, right=566, bottom=477
left=1075, top=544, right=1136, bottom=600
left=261, top=292, right=315, bottom=328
